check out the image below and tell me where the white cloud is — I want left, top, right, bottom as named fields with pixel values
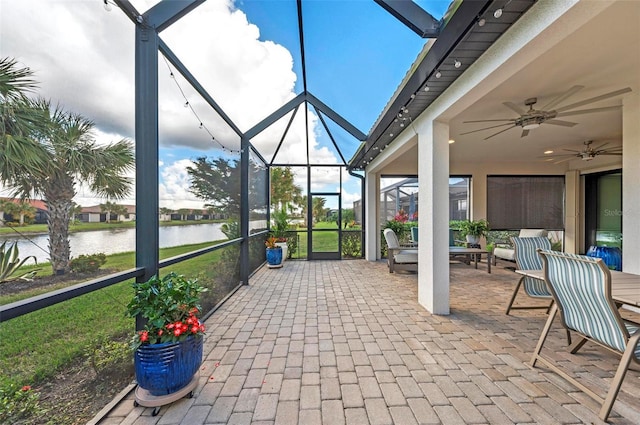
left=159, top=159, right=203, bottom=209
left=0, top=0, right=339, bottom=208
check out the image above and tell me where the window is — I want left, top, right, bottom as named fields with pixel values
left=449, top=177, right=470, bottom=220
left=487, top=176, right=564, bottom=230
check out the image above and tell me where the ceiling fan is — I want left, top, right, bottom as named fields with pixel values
left=461, top=86, right=632, bottom=140
left=540, top=140, right=622, bottom=163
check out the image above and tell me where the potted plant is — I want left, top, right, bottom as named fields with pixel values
left=272, top=208, right=290, bottom=260
left=459, top=219, right=490, bottom=245
left=265, top=236, right=283, bottom=268
left=126, top=272, right=207, bottom=399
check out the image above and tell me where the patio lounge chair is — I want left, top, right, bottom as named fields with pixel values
left=532, top=250, right=640, bottom=421
left=409, top=226, right=419, bottom=246
left=505, top=236, right=553, bottom=315
left=493, top=229, right=548, bottom=264
left=383, top=228, right=417, bottom=273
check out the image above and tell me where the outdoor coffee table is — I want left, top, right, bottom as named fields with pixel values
left=449, top=247, right=491, bottom=273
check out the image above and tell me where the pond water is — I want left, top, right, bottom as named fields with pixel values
left=0, top=223, right=228, bottom=264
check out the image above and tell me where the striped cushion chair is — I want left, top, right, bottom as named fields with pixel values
left=505, top=236, right=553, bottom=315
left=532, top=249, right=640, bottom=421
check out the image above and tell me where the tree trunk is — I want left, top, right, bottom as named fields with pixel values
left=45, top=180, right=74, bottom=275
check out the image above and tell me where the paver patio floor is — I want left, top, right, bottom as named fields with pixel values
left=96, top=259, right=640, bottom=424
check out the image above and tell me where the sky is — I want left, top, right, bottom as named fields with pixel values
left=0, top=0, right=450, bottom=210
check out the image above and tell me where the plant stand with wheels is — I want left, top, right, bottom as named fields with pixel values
left=133, top=376, right=199, bottom=416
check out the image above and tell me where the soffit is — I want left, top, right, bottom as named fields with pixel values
left=350, top=0, right=537, bottom=169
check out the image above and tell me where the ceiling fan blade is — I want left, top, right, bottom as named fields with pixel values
left=544, top=119, right=577, bottom=127
left=555, top=87, right=632, bottom=112
left=561, top=148, right=581, bottom=153
left=555, top=156, right=578, bottom=164
left=556, top=105, right=622, bottom=118
left=591, top=142, right=609, bottom=151
left=503, top=102, right=526, bottom=115
left=459, top=122, right=515, bottom=136
left=484, top=125, right=517, bottom=140
left=521, top=129, right=529, bottom=138
left=598, top=152, right=623, bottom=156
left=463, top=118, right=516, bottom=123
left=543, top=154, right=578, bottom=159
left=542, top=85, right=584, bottom=110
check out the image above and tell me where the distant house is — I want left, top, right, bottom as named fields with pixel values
left=0, top=198, right=48, bottom=225
left=118, top=205, right=136, bottom=222
left=79, top=204, right=136, bottom=223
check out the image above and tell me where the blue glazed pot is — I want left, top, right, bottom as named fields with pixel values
left=266, top=247, right=282, bottom=266
left=586, top=246, right=622, bottom=271
left=134, top=334, right=203, bottom=396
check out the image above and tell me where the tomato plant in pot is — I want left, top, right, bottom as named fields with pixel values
left=125, top=272, right=207, bottom=408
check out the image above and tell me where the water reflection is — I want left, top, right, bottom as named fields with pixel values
left=0, top=223, right=227, bottom=263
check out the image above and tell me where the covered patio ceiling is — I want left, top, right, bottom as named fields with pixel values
left=370, top=1, right=638, bottom=174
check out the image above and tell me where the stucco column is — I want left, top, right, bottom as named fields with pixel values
left=564, top=170, right=580, bottom=254
left=471, top=171, right=487, bottom=222
left=622, top=90, right=640, bottom=273
left=418, top=120, right=450, bottom=314
left=365, top=169, right=380, bottom=261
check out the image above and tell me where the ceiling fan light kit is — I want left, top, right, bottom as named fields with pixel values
left=462, top=86, right=632, bottom=140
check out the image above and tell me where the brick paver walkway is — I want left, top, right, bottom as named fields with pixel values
left=97, top=259, right=640, bottom=424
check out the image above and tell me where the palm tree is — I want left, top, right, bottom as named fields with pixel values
left=70, top=202, right=83, bottom=222
left=1, top=58, right=49, bottom=185
left=4, top=200, right=35, bottom=225
left=100, top=200, right=118, bottom=223
left=312, top=197, right=327, bottom=226
left=1, top=59, right=135, bottom=273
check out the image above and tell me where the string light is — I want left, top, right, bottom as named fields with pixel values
left=435, top=70, right=442, bottom=78
left=161, top=55, right=240, bottom=154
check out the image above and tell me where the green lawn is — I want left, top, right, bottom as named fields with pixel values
left=0, top=240, right=226, bottom=388
left=286, top=221, right=361, bottom=258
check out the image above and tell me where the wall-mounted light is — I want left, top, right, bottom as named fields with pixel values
left=448, top=139, right=455, bottom=144
left=544, top=150, right=554, bottom=154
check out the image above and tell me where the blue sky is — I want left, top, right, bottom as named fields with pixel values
left=1, top=0, right=450, bottom=209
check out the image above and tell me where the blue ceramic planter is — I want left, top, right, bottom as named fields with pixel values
left=586, top=245, right=622, bottom=271
left=134, top=334, right=203, bottom=396
left=266, top=247, right=283, bottom=266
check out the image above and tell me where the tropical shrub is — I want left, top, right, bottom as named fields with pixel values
left=342, top=232, right=362, bottom=258
left=70, top=253, right=107, bottom=274
left=0, top=241, right=38, bottom=283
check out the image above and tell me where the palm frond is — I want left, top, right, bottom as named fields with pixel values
left=0, top=57, right=38, bottom=102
